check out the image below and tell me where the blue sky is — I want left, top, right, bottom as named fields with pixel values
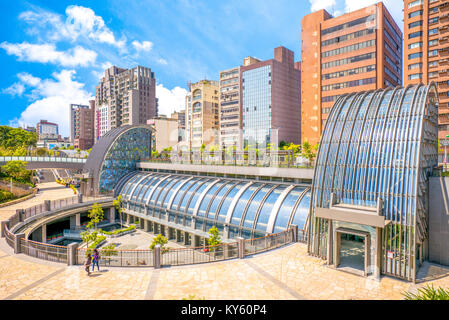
left=0, top=0, right=403, bottom=136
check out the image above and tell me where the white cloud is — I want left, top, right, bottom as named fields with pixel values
left=309, top=0, right=337, bottom=12
left=19, top=5, right=126, bottom=48
left=13, top=70, right=93, bottom=137
left=157, top=58, right=168, bottom=65
left=156, top=84, right=188, bottom=116
left=0, top=42, right=97, bottom=67
left=132, top=40, right=153, bottom=52
left=2, top=82, right=25, bottom=97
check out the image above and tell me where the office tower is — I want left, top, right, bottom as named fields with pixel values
left=70, top=100, right=95, bottom=150
left=301, top=2, right=403, bottom=145
left=404, top=0, right=449, bottom=145
left=241, top=46, right=301, bottom=149
left=185, top=80, right=220, bottom=149
left=95, top=65, right=156, bottom=139
left=219, top=66, right=242, bottom=149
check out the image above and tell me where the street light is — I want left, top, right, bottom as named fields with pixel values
left=445, top=135, right=449, bottom=172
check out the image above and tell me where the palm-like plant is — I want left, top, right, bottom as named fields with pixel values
left=403, top=284, right=449, bottom=300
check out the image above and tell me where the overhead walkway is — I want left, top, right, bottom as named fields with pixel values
left=0, top=156, right=86, bottom=170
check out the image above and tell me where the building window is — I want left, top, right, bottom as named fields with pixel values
left=408, top=73, right=422, bottom=80
left=408, top=20, right=423, bottom=29
left=321, top=39, right=375, bottom=58
left=429, top=72, right=438, bottom=78
left=428, top=61, right=438, bottom=68
left=408, top=0, right=423, bottom=9
left=408, top=52, right=423, bottom=59
left=409, top=31, right=423, bottom=39
left=429, top=28, right=438, bottom=36
left=408, top=62, right=422, bottom=70
left=408, top=10, right=423, bottom=18
left=408, top=42, right=422, bottom=50
left=429, top=49, right=438, bottom=57
left=429, top=39, right=438, bottom=47
left=429, top=17, right=439, bottom=25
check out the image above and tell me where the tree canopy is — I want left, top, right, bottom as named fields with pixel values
left=0, top=126, right=37, bottom=156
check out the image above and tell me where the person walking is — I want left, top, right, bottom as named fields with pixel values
left=84, top=253, right=92, bottom=276
left=92, top=249, right=100, bottom=272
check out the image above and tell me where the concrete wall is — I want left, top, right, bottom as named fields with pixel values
left=429, top=176, right=449, bottom=266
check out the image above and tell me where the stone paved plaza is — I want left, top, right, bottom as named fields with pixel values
left=1, top=183, right=449, bottom=300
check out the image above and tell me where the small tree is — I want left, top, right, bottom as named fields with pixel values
left=80, top=228, right=98, bottom=251
left=1, top=160, right=31, bottom=182
left=113, top=195, right=124, bottom=227
left=150, top=234, right=169, bottom=252
left=88, top=203, right=104, bottom=230
left=301, top=141, right=319, bottom=167
left=207, top=226, right=221, bottom=247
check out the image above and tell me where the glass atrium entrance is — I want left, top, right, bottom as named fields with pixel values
left=338, top=233, right=365, bottom=274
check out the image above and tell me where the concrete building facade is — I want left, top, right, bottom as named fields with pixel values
left=241, top=46, right=301, bottom=150
left=404, top=0, right=449, bottom=146
left=70, top=101, right=95, bottom=150
left=185, top=80, right=220, bottom=150
left=300, top=3, right=403, bottom=145
left=36, top=120, right=59, bottom=141
left=219, top=67, right=242, bottom=150
left=95, top=65, right=156, bottom=140
left=147, top=116, right=180, bottom=152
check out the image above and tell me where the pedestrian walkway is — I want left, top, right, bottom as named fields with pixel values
left=1, top=239, right=449, bottom=300
left=0, top=182, right=74, bottom=221
left=1, top=182, right=448, bottom=300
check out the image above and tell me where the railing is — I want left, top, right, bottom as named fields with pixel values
left=160, top=242, right=239, bottom=266
left=20, top=238, right=67, bottom=263
left=244, top=228, right=293, bottom=256
left=0, top=156, right=86, bottom=163
left=142, top=150, right=314, bottom=169
left=4, top=225, right=14, bottom=248
left=74, top=227, right=297, bottom=268
left=76, top=248, right=154, bottom=267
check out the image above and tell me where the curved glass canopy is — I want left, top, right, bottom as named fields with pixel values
left=117, top=172, right=311, bottom=239
left=308, top=84, right=439, bottom=280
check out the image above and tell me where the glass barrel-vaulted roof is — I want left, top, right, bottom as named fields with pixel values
left=117, top=172, right=311, bottom=237
left=308, top=84, right=438, bottom=280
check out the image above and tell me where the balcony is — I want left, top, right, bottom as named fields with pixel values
left=441, top=14, right=449, bottom=23
left=439, top=69, right=449, bottom=77
left=441, top=2, right=449, bottom=12
left=441, top=59, right=449, bottom=66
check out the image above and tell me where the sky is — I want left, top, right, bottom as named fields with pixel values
left=0, top=0, right=404, bottom=137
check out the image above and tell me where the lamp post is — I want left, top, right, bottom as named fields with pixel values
left=445, top=135, right=449, bottom=172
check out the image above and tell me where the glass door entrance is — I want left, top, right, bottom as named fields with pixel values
left=339, top=233, right=365, bottom=273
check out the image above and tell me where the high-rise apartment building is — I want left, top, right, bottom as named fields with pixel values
left=95, top=65, right=156, bottom=139
left=301, top=3, right=403, bottom=145
left=219, top=67, right=242, bottom=149
left=70, top=101, right=95, bottom=150
left=185, top=80, right=220, bottom=149
left=241, top=46, right=301, bottom=149
left=404, top=0, right=449, bottom=144
left=36, top=120, right=59, bottom=141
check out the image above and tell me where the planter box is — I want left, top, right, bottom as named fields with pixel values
left=106, top=229, right=136, bottom=238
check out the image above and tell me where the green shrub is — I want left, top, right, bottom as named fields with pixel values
left=88, top=235, right=106, bottom=249
left=102, top=225, right=136, bottom=236
left=0, top=189, right=17, bottom=203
